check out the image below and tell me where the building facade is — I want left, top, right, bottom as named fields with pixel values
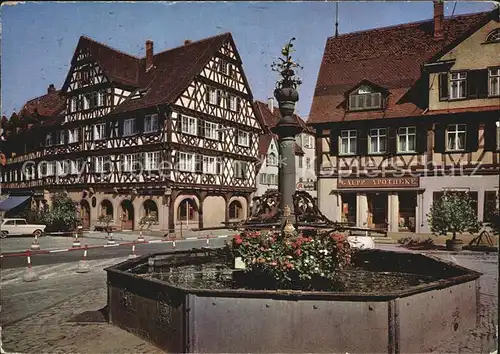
left=1, top=33, right=264, bottom=232
left=308, top=3, right=499, bottom=233
left=253, top=99, right=317, bottom=200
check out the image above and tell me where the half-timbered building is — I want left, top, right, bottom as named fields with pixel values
left=308, top=3, right=499, bottom=233
left=1, top=33, right=264, bottom=232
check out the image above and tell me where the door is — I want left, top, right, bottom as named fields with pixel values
left=368, top=194, right=388, bottom=229
left=80, top=201, right=91, bottom=230
left=121, top=200, right=134, bottom=231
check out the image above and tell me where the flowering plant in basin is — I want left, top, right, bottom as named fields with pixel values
left=229, top=229, right=352, bottom=290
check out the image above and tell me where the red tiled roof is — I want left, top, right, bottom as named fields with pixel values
left=308, top=9, right=497, bottom=124
left=19, top=90, right=66, bottom=118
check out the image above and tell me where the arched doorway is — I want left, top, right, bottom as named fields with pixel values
left=121, top=200, right=134, bottom=230
left=229, top=200, right=243, bottom=220
left=80, top=200, right=91, bottom=230
left=100, top=199, right=113, bottom=217
left=143, top=199, right=158, bottom=221
left=177, top=198, right=198, bottom=226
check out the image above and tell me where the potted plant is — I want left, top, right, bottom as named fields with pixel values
left=98, top=214, right=113, bottom=234
left=427, top=191, right=481, bottom=251
left=139, top=212, right=158, bottom=234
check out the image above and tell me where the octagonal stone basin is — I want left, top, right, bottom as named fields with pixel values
left=105, top=249, right=481, bottom=353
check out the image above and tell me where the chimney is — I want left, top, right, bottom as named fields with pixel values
left=145, top=40, right=154, bottom=71
left=47, top=84, right=55, bottom=93
left=267, top=97, right=274, bottom=113
left=184, top=39, right=192, bottom=45
left=433, top=0, right=444, bottom=39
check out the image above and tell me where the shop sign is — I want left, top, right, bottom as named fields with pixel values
left=338, top=177, right=419, bottom=189
left=296, top=182, right=316, bottom=191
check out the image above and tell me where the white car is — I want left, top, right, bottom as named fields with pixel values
left=0, top=218, right=46, bottom=238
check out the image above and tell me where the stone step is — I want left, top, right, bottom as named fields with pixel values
left=373, top=237, right=397, bottom=244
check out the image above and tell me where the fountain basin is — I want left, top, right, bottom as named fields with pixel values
left=105, top=249, right=481, bottom=353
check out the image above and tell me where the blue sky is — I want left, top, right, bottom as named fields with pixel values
left=1, top=1, right=495, bottom=119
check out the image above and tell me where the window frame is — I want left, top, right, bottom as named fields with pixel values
left=179, top=152, right=195, bottom=172
left=144, top=114, right=159, bottom=133
left=123, top=118, right=137, bottom=136
left=123, top=153, right=139, bottom=172
left=397, top=126, right=417, bottom=153
left=94, top=123, right=106, bottom=141
left=45, top=134, right=53, bottom=147
left=446, top=124, right=467, bottom=152
left=348, top=88, right=382, bottom=111
left=204, top=121, right=219, bottom=140
left=237, top=130, right=250, bottom=147
left=485, top=28, right=500, bottom=43
left=267, top=152, right=277, bottom=166
left=181, top=115, right=197, bottom=136
left=488, top=67, right=500, bottom=97
left=68, top=128, right=80, bottom=144
left=145, top=151, right=160, bottom=171
left=234, top=160, right=247, bottom=179
left=449, top=71, right=467, bottom=100
left=202, top=155, right=217, bottom=174
left=95, top=156, right=111, bottom=173
left=368, top=128, right=387, bottom=154
left=339, top=129, right=357, bottom=156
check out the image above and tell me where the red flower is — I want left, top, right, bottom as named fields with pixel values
left=286, top=262, right=294, bottom=269
left=235, top=237, right=243, bottom=245
left=331, top=233, right=345, bottom=242
left=295, top=249, right=302, bottom=256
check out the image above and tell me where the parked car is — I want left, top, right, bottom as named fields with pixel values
left=0, top=218, right=46, bottom=238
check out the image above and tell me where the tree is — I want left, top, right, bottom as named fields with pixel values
left=427, top=191, right=481, bottom=240
left=40, top=193, right=80, bottom=232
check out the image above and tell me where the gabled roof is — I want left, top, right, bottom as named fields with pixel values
left=308, top=9, right=497, bottom=124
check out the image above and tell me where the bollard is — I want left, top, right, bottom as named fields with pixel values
left=206, top=235, right=210, bottom=246
left=77, top=245, right=90, bottom=273
left=30, top=234, right=41, bottom=250
left=107, top=232, right=115, bottom=245
left=22, top=250, right=39, bottom=282
left=128, top=242, right=138, bottom=259
left=137, top=231, right=145, bottom=243
left=72, top=232, right=81, bottom=248
left=172, top=239, right=176, bottom=250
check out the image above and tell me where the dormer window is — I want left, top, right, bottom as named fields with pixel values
left=485, top=28, right=500, bottom=43
left=348, top=85, right=382, bottom=111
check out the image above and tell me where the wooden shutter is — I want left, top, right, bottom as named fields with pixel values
left=483, top=121, right=497, bottom=151
left=136, top=116, right=144, bottom=134
left=216, top=158, right=221, bottom=175
left=198, top=120, right=204, bottom=137
left=217, top=90, right=222, bottom=106
left=434, top=123, right=445, bottom=153
left=466, top=122, right=479, bottom=152
left=329, top=130, right=338, bottom=156
left=106, top=122, right=112, bottom=138
left=357, top=128, right=368, bottom=155
left=467, top=70, right=479, bottom=98
left=477, top=69, right=489, bottom=98
left=387, top=126, right=397, bottom=155
left=195, top=154, right=203, bottom=173
left=416, top=124, right=428, bottom=154
left=218, top=124, right=223, bottom=141
left=177, top=114, right=182, bottom=132
left=118, top=119, right=124, bottom=136
left=438, top=73, right=448, bottom=100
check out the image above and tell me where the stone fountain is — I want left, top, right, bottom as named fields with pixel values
left=105, top=39, right=482, bottom=353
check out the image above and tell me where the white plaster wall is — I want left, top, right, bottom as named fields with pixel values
left=317, top=178, right=339, bottom=221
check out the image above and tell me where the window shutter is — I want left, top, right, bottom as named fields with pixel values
left=174, top=151, right=180, bottom=170
left=198, top=120, right=204, bottom=137
left=118, top=119, right=124, bottom=136
left=218, top=124, right=223, bottom=141
left=106, top=122, right=112, bottom=138
left=205, top=90, right=210, bottom=104
left=177, top=114, right=182, bottom=132
left=195, top=154, right=203, bottom=173
left=483, top=121, right=497, bottom=151
left=439, top=73, right=448, bottom=100
left=136, top=116, right=144, bottom=134
left=434, top=124, right=445, bottom=153
left=235, top=129, right=239, bottom=145
left=416, top=124, right=428, bottom=154
left=217, top=90, right=222, bottom=106
left=329, top=130, right=338, bottom=156
left=387, top=126, right=397, bottom=155
left=467, top=70, right=479, bottom=98
left=216, top=158, right=221, bottom=175
left=357, top=128, right=368, bottom=155
left=477, top=69, right=489, bottom=99
left=466, top=122, right=479, bottom=152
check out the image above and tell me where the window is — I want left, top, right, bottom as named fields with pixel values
left=207, top=87, right=221, bottom=106
left=497, top=121, right=500, bottom=150
left=204, top=121, right=219, bottom=140
left=306, top=158, right=311, bottom=170
left=95, top=156, right=111, bottom=173
left=237, top=130, right=250, bottom=147
left=123, top=118, right=136, bottom=136
left=489, top=68, right=500, bottom=96
left=70, top=160, right=80, bottom=175
left=83, top=94, right=90, bottom=110
left=56, top=160, right=71, bottom=175
left=123, top=154, right=139, bottom=172
left=349, top=86, right=382, bottom=111
left=59, top=130, right=67, bottom=145
left=68, top=128, right=79, bottom=143
left=81, top=65, right=90, bottom=84
left=219, top=60, right=228, bottom=75
left=90, top=91, right=98, bottom=108
left=97, top=91, right=106, bottom=106
left=267, top=152, right=277, bottom=166
left=234, top=161, right=247, bottom=179
left=484, top=191, right=498, bottom=222
left=145, top=152, right=160, bottom=171
left=229, top=201, right=243, bottom=219
left=227, top=94, right=238, bottom=111
left=181, top=115, right=197, bottom=135
left=94, top=123, right=106, bottom=140
left=259, top=173, right=267, bottom=184
left=179, top=152, right=195, bottom=172
left=202, top=155, right=217, bottom=174
left=369, top=128, right=387, bottom=154
left=397, top=127, right=416, bottom=153
left=449, top=72, right=467, bottom=99
left=298, top=156, right=303, bottom=168
left=144, top=114, right=159, bottom=133
left=446, top=124, right=466, bottom=151
left=70, top=97, right=77, bottom=113
left=485, top=28, right=500, bottom=43
left=45, top=134, right=53, bottom=147
left=267, top=174, right=278, bottom=185
left=339, top=130, right=357, bottom=155
left=46, top=161, right=55, bottom=176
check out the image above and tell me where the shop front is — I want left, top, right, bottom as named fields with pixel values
left=336, top=176, right=421, bottom=232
